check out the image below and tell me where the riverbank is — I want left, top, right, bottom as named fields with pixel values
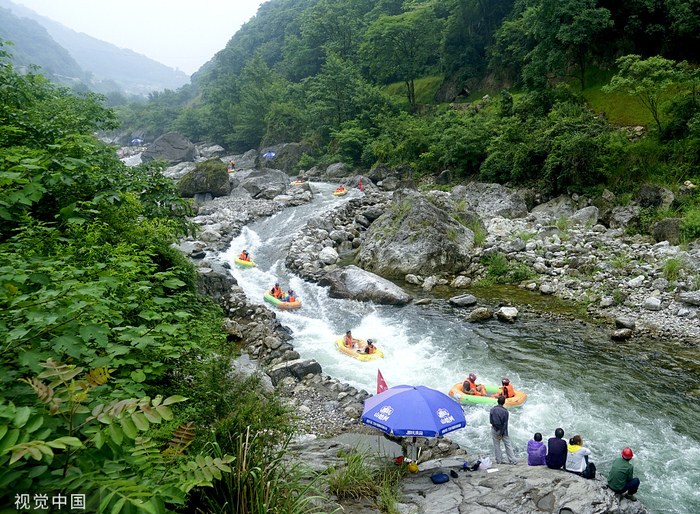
left=175, top=173, right=683, bottom=513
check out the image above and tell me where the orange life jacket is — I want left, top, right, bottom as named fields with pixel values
left=366, top=344, right=375, bottom=354
left=344, top=334, right=353, bottom=347
left=271, top=286, right=281, bottom=297
left=239, top=252, right=249, bottom=261
left=287, top=294, right=296, bottom=302
left=463, top=379, right=485, bottom=396
left=502, top=384, right=515, bottom=398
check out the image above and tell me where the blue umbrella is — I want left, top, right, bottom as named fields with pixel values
left=362, top=385, right=466, bottom=437
left=262, top=151, right=275, bottom=158
left=131, top=138, right=144, bottom=144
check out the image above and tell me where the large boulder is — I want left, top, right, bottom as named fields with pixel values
left=267, top=359, right=322, bottom=386
left=231, top=169, right=291, bottom=199
left=325, top=163, right=351, bottom=178
left=195, top=269, right=237, bottom=302
left=355, top=189, right=475, bottom=279
left=177, top=159, right=231, bottom=198
left=224, top=149, right=258, bottom=171
left=651, top=218, right=682, bottom=244
left=142, top=132, right=197, bottom=164
left=530, top=195, right=576, bottom=222
left=319, top=265, right=412, bottom=305
left=450, top=182, right=527, bottom=220
left=259, top=142, right=312, bottom=172
left=637, top=183, right=674, bottom=210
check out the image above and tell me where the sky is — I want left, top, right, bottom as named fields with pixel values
left=11, top=0, right=268, bottom=75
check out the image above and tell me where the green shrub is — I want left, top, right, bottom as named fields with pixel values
left=662, top=255, right=685, bottom=282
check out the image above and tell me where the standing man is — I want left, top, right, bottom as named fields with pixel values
left=607, top=447, right=640, bottom=501
left=546, top=428, right=568, bottom=469
left=489, top=395, right=518, bottom=465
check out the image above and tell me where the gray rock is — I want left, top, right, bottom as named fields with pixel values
left=435, top=169, right=453, bottom=184
left=615, top=317, right=636, bottom=330
left=234, top=169, right=290, bottom=199
left=496, top=306, right=518, bottom=322
left=225, top=149, right=257, bottom=170
left=637, top=183, right=674, bottom=210
left=679, top=291, right=700, bottom=306
left=627, top=275, right=645, bottom=288
left=604, top=206, right=640, bottom=229
left=540, top=283, right=556, bottom=295
left=451, top=182, right=528, bottom=219
left=651, top=218, right=682, bottom=244
left=449, top=294, right=478, bottom=307
left=142, top=132, right=196, bottom=164
left=405, top=274, right=423, bottom=285
left=612, top=328, right=634, bottom=340
left=450, top=276, right=471, bottom=288
left=422, top=275, right=440, bottom=291
left=177, top=160, right=231, bottom=198
left=643, top=297, right=662, bottom=311
left=267, top=359, right=323, bottom=386
left=319, top=265, right=412, bottom=305
left=356, top=189, right=475, bottom=279
left=531, top=195, right=576, bottom=221
left=326, top=162, right=351, bottom=178
left=571, top=206, right=599, bottom=226
left=319, top=247, right=339, bottom=265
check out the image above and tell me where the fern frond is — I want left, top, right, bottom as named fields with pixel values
left=19, top=376, right=55, bottom=404
left=84, top=366, right=115, bottom=387
left=37, top=358, right=83, bottom=385
left=169, top=422, right=195, bottom=453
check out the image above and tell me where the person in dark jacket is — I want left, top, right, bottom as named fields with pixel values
left=546, top=428, right=567, bottom=469
left=489, top=395, right=517, bottom=465
left=607, top=447, right=640, bottom=501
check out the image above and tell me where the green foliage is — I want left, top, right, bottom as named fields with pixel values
left=0, top=358, right=235, bottom=512
left=603, top=55, right=683, bottom=132
left=481, top=252, right=534, bottom=284
left=326, top=445, right=404, bottom=511
left=662, top=256, right=684, bottom=283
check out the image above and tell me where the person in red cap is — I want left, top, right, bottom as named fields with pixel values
left=607, top=447, right=640, bottom=501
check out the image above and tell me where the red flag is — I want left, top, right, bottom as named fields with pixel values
left=359, top=177, right=363, bottom=192
left=377, top=369, right=388, bottom=394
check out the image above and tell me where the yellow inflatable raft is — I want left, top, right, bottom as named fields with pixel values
left=333, top=189, right=348, bottom=196
left=234, top=258, right=255, bottom=267
left=334, top=338, right=384, bottom=361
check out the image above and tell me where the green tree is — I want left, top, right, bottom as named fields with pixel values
left=603, top=54, right=681, bottom=132
left=495, top=0, right=612, bottom=90
left=361, top=7, right=443, bottom=109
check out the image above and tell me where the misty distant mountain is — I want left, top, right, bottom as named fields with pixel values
left=0, top=0, right=189, bottom=96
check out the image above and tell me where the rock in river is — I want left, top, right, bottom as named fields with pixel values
left=319, top=265, right=412, bottom=305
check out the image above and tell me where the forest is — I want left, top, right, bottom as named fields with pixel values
left=115, top=0, right=700, bottom=209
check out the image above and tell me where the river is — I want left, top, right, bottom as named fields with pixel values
left=218, top=182, right=700, bottom=513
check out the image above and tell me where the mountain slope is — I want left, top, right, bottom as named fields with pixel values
left=0, top=0, right=189, bottom=95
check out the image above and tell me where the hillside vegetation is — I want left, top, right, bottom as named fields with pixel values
left=0, top=44, right=317, bottom=512
left=114, top=0, right=699, bottom=206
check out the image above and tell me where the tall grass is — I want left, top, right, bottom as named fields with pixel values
left=326, top=446, right=406, bottom=512
left=198, top=428, right=326, bottom=514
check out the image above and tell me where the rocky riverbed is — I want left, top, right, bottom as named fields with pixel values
left=165, top=154, right=694, bottom=513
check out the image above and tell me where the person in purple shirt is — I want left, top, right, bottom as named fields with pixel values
left=546, top=427, right=567, bottom=469
left=528, top=432, right=547, bottom=466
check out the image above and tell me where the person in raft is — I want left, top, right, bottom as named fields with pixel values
left=607, top=447, right=640, bottom=501
left=285, top=289, right=296, bottom=303
left=335, top=185, right=346, bottom=193
left=546, top=428, right=567, bottom=470
left=363, top=339, right=376, bottom=354
left=344, top=330, right=357, bottom=349
left=527, top=432, right=547, bottom=466
left=271, top=283, right=282, bottom=298
left=501, top=378, right=515, bottom=398
left=462, top=373, right=486, bottom=395
left=239, top=250, right=250, bottom=261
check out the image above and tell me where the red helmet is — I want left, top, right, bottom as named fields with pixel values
left=468, top=373, right=476, bottom=381
left=621, top=447, right=633, bottom=459
left=502, top=378, right=510, bottom=385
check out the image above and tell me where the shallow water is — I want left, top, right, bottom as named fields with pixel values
left=218, top=183, right=700, bottom=513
